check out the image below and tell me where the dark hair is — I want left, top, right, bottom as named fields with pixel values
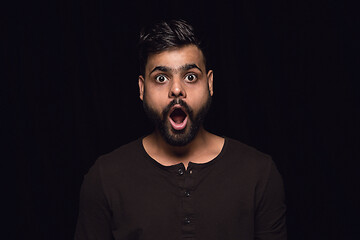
left=138, top=19, right=206, bottom=76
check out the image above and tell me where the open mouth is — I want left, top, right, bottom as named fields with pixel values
left=169, top=107, right=188, bottom=131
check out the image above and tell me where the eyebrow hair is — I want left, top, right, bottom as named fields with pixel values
left=149, top=66, right=171, bottom=74
left=180, top=64, right=202, bottom=72
left=149, top=63, right=203, bottom=75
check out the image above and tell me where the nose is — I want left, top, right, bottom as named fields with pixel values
left=169, top=78, right=186, bottom=98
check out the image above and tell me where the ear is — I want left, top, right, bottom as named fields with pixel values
left=138, top=75, right=145, bottom=101
left=207, top=70, right=214, bottom=96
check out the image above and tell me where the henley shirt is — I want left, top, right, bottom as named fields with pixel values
left=75, top=137, right=286, bottom=240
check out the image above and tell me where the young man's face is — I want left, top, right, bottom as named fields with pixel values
left=138, top=44, right=213, bottom=146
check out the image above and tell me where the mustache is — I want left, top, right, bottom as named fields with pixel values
left=162, top=99, right=193, bottom=119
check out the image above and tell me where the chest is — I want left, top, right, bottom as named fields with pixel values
left=106, top=167, right=256, bottom=239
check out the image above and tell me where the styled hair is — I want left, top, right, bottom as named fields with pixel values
left=138, top=19, right=206, bottom=76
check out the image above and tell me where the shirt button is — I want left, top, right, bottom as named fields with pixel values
left=189, top=170, right=193, bottom=174
left=184, top=217, right=191, bottom=224
left=185, top=191, right=190, bottom=197
left=178, top=168, right=184, bottom=175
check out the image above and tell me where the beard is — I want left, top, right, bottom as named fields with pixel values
left=143, top=93, right=212, bottom=146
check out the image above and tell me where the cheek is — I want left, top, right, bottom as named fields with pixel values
left=189, top=87, right=210, bottom=104
left=143, top=89, right=167, bottom=112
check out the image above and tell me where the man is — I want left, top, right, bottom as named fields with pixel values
left=75, top=19, right=286, bottom=240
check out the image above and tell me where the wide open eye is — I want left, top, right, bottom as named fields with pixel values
left=155, top=75, right=169, bottom=83
left=185, top=74, right=197, bottom=82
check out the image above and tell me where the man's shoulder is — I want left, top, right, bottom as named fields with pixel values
left=94, top=137, right=145, bottom=172
left=102, top=137, right=143, bottom=159
left=225, top=137, right=270, bottom=158
left=223, top=136, right=274, bottom=169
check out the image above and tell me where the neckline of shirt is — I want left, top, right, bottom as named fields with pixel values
left=138, top=136, right=229, bottom=173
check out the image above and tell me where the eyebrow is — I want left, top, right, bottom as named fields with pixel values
left=149, top=63, right=203, bottom=75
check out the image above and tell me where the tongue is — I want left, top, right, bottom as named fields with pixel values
left=169, top=116, right=188, bottom=131
left=172, top=115, right=185, bottom=124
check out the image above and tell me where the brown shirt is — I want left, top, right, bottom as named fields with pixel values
left=75, top=137, right=287, bottom=240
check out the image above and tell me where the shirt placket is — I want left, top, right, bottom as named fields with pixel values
left=176, top=164, right=196, bottom=239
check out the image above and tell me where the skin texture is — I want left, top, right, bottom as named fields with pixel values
left=138, top=44, right=224, bottom=168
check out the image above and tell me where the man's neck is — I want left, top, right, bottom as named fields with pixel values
left=142, top=128, right=224, bottom=168
left=154, top=127, right=208, bottom=157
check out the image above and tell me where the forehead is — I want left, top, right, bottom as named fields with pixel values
left=145, top=45, right=205, bottom=74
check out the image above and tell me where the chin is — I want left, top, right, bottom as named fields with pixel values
left=160, top=122, right=198, bottom=147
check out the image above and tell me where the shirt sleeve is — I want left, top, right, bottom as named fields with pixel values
left=74, top=159, right=114, bottom=240
left=254, top=160, right=287, bottom=240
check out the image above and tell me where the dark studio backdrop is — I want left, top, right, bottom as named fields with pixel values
left=4, top=0, right=359, bottom=239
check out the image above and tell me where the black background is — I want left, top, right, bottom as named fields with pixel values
left=4, top=0, right=359, bottom=239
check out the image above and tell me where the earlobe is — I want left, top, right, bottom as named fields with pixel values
left=207, top=70, right=214, bottom=96
left=138, top=76, right=145, bottom=101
